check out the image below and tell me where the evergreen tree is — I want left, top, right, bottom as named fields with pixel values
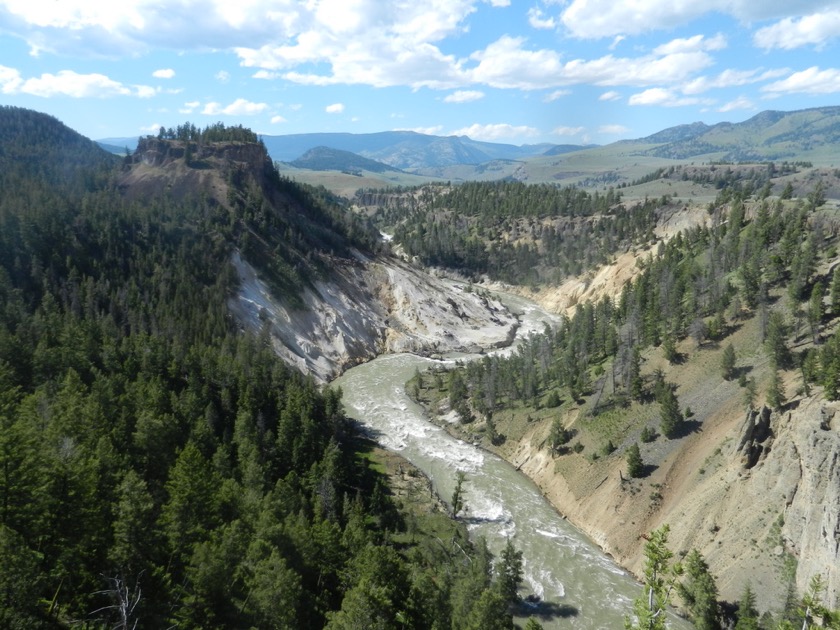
left=764, top=311, right=790, bottom=368
left=658, top=385, right=683, bottom=439
left=678, top=550, right=720, bottom=630
left=830, top=267, right=840, bottom=315
left=767, top=360, right=785, bottom=411
left=497, top=538, right=524, bottom=603
left=626, top=443, right=644, bottom=478
left=721, top=343, right=736, bottom=381
left=808, top=281, right=824, bottom=343
left=734, top=583, right=760, bottom=630
left=451, top=470, right=467, bottom=518
left=625, top=525, right=682, bottom=630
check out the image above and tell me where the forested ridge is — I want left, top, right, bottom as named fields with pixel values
left=0, top=108, right=528, bottom=629
left=358, top=181, right=657, bottom=284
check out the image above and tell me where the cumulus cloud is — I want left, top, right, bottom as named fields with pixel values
left=528, top=7, right=557, bottom=29
left=0, top=65, right=23, bottom=93
left=139, top=122, right=163, bottom=133
left=599, top=124, right=629, bottom=135
left=0, top=66, right=153, bottom=98
left=467, top=35, right=715, bottom=90
left=325, top=102, right=345, bottom=114
left=215, top=70, right=231, bottom=83
left=270, top=115, right=287, bottom=123
left=0, top=1, right=736, bottom=95
left=553, top=126, right=585, bottom=136
left=444, top=90, right=485, bottom=103
left=202, top=98, right=269, bottom=115
left=559, top=0, right=827, bottom=39
left=599, top=90, right=621, bottom=101
left=754, top=10, right=840, bottom=49
left=762, top=66, right=840, bottom=95
left=153, top=68, right=175, bottom=78
left=449, top=123, right=541, bottom=142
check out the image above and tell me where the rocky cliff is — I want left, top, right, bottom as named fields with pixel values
left=228, top=250, right=517, bottom=383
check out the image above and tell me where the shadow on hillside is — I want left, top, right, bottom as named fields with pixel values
left=781, top=399, right=801, bottom=413
left=731, top=365, right=753, bottom=381
left=637, top=463, right=658, bottom=478
left=670, top=417, right=702, bottom=439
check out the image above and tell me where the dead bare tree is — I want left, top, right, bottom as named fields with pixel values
left=90, top=573, right=142, bottom=630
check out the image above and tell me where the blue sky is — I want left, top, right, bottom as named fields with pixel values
left=1, top=0, right=840, bottom=145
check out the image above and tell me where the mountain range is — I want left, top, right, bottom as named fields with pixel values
left=98, top=106, right=840, bottom=176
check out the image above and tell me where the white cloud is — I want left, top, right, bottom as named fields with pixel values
left=325, top=102, right=345, bottom=114
left=467, top=35, right=715, bottom=90
left=653, top=33, right=726, bottom=56
left=599, top=124, right=629, bottom=135
left=762, top=66, right=840, bottom=95
left=0, top=65, right=23, bottom=94
left=8, top=68, right=153, bottom=98
left=553, top=126, right=585, bottom=136
left=0, top=1, right=733, bottom=95
left=153, top=68, right=175, bottom=79
left=559, top=0, right=828, bottom=39
left=139, top=123, right=163, bottom=133
left=450, top=123, right=541, bottom=142
left=202, top=98, right=269, bottom=115
left=544, top=89, right=570, bottom=102
left=444, top=90, right=485, bottom=103
left=628, top=87, right=712, bottom=107
left=395, top=125, right=445, bottom=135
left=718, top=96, right=755, bottom=112
left=681, top=68, right=787, bottom=95
left=270, top=115, right=287, bottom=123
left=608, top=35, right=625, bottom=50
left=215, top=70, right=231, bottom=83
left=754, top=10, right=840, bottom=49
left=599, top=90, right=621, bottom=101
left=179, top=100, right=200, bottom=114
left=528, top=7, right=557, bottom=29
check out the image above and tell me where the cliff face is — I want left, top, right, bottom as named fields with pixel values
left=228, top=251, right=518, bottom=383
left=512, top=396, right=840, bottom=612
left=119, top=137, right=274, bottom=206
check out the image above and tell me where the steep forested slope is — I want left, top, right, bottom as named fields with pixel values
left=0, top=110, right=526, bottom=629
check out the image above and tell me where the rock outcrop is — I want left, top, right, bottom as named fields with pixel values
left=736, top=405, right=773, bottom=469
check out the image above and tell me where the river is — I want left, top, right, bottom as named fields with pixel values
left=332, top=293, right=689, bottom=629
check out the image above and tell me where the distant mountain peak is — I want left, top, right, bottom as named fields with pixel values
left=290, top=146, right=403, bottom=174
